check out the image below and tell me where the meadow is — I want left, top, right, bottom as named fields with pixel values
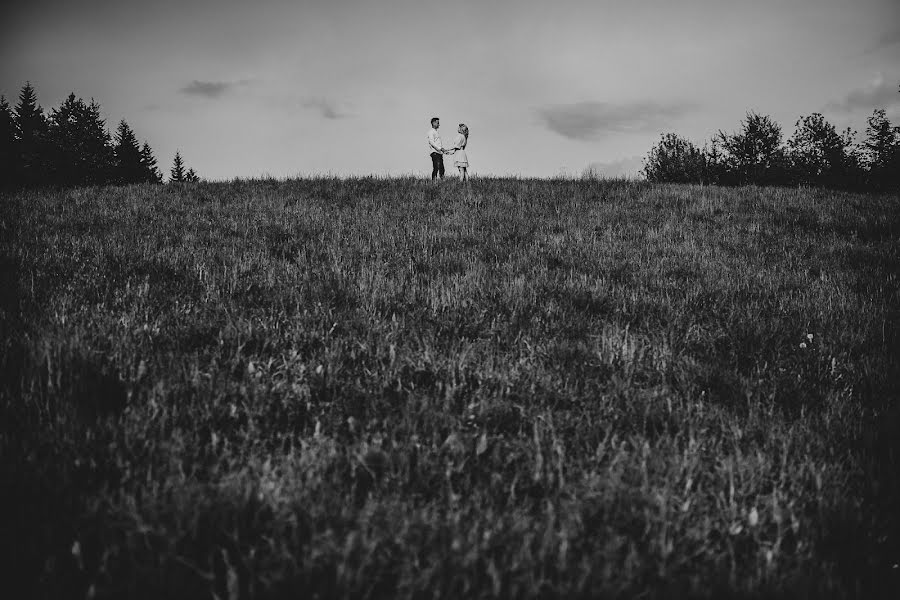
left=1, top=177, right=898, bottom=599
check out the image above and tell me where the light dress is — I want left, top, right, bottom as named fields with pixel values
left=451, top=133, right=468, bottom=167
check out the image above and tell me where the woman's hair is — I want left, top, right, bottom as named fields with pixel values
left=459, top=123, right=469, bottom=138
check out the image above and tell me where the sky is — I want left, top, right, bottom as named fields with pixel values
left=2, top=0, right=899, bottom=179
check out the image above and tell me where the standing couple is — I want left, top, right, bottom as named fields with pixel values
left=427, top=117, right=469, bottom=182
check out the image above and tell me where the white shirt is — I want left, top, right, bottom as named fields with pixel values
left=427, top=128, right=443, bottom=155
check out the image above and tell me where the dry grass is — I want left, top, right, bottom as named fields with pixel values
left=1, top=177, right=898, bottom=599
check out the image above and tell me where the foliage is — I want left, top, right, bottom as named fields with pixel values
left=2, top=177, right=898, bottom=599
left=170, top=150, right=186, bottom=182
left=786, top=113, right=859, bottom=188
left=139, top=142, right=162, bottom=183
left=169, top=151, right=200, bottom=183
left=13, top=81, right=50, bottom=186
left=47, top=94, right=114, bottom=186
left=641, top=133, right=707, bottom=184
left=716, top=112, right=788, bottom=186
left=0, top=96, right=14, bottom=187
left=643, top=85, right=899, bottom=191
left=861, top=109, right=900, bottom=191
left=113, top=120, right=144, bottom=184
left=2, top=82, right=166, bottom=189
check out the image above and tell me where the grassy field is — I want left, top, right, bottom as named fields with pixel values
left=1, top=177, right=898, bottom=599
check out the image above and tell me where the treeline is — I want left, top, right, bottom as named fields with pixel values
left=1, top=82, right=199, bottom=189
left=642, top=85, right=900, bottom=191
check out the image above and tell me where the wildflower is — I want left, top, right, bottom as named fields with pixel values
left=748, top=507, right=759, bottom=527
left=806, top=333, right=814, bottom=342
left=799, top=342, right=807, bottom=349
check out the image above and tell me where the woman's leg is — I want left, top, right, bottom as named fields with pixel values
left=460, top=167, right=467, bottom=182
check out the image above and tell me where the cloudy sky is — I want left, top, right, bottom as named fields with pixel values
left=2, top=0, right=899, bottom=179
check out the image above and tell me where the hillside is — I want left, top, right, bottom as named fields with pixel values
left=1, top=177, right=898, bottom=598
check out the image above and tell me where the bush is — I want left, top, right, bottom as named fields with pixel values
left=641, top=133, right=707, bottom=184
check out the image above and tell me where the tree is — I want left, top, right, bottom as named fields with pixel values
left=13, top=82, right=50, bottom=186
left=170, top=151, right=186, bottom=182
left=0, top=96, right=15, bottom=188
left=46, top=93, right=113, bottom=186
left=703, top=136, right=729, bottom=186
left=786, top=113, right=858, bottom=189
left=642, top=133, right=707, bottom=184
left=113, top=120, right=143, bottom=184
left=861, top=108, right=900, bottom=190
left=47, top=93, right=84, bottom=185
left=717, top=112, right=787, bottom=186
left=169, top=151, right=199, bottom=183
left=139, top=142, right=162, bottom=183
left=79, top=99, right=115, bottom=185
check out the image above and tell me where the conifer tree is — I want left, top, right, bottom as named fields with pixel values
left=185, top=168, right=200, bottom=183
left=47, top=93, right=95, bottom=185
left=14, top=81, right=50, bottom=185
left=113, top=119, right=143, bottom=184
left=139, top=142, right=162, bottom=183
left=80, top=99, right=114, bottom=185
left=170, top=151, right=186, bottom=182
left=0, top=95, right=14, bottom=188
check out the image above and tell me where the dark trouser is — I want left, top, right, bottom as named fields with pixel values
left=430, top=152, right=445, bottom=180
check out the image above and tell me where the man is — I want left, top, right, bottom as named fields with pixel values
left=427, top=117, right=446, bottom=180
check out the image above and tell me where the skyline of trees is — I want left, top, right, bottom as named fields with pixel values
left=642, top=82, right=900, bottom=190
left=3, top=82, right=898, bottom=191
left=168, top=150, right=199, bottom=183
left=1, top=82, right=197, bottom=189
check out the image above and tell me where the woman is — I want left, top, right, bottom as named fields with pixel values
left=449, top=123, right=469, bottom=182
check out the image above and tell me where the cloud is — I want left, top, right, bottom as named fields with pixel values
left=536, top=101, right=695, bottom=141
left=828, top=74, right=900, bottom=113
left=868, top=29, right=900, bottom=53
left=583, top=155, right=645, bottom=179
left=300, top=97, right=349, bottom=120
left=180, top=79, right=249, bottom=99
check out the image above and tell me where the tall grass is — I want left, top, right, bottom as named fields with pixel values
left=1, top=177, right=898, bottom=598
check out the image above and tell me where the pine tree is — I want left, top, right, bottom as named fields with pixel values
left=0, top=95, right=15, bottom=188
left=185, top=168, right=200, bottom=183
left=47, top=93, right=117, bottom=187
left=139, top=142, right=162, bottom=183
left=170, top=151, right=186, bottom=182
left=81, top=99, right=114, bottom=185
left=14, top=82, right=50, bottom=186
left=113, top=120, right=143, bottom=184
left=47, top=93, right=91, bottom=185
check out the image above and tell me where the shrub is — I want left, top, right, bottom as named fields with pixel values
left=641, top=133, right=707, bottom=184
